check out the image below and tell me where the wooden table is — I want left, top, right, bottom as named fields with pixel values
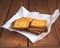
left=0, top=0, right=60, bottom=48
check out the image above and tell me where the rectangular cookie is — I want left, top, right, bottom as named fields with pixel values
left=13, top=17, right=33, bottom=29
left=28, top=28, right=42, bottom=35
left=28, top=27, right=47, bottom=35
left=28, top=27, right=47, bottom=32
left=30, top=19, right=47, bottom=28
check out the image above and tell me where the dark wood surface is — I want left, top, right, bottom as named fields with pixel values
left=0, top=0, right=60, bottom=48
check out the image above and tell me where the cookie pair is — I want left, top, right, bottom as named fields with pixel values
left=13, top=17, right=47, bottom=35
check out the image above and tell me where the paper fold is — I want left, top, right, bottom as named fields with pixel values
left=2, top=6, right=60, bottom=43
left=51, top=9, right=60, bottom=24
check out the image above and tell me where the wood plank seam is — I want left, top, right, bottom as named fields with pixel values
left=27, top=0, right=29, bottom=47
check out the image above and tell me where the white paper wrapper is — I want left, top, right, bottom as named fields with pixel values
left=2, top=6, right=60, bottom=43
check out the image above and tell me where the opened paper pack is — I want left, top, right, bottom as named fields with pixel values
left=2, top=6, right=60, bottom=43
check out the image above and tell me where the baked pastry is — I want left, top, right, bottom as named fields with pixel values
left=13, top=17, right=33, bottom=29
left=30, top=19, right=47, bottom=28
left=13, top=17, right=47, bottom=35
left=28, top=27, right=47, bottom=32
left=28, top=29, right=42, bottom=35
left=28, top=19, right=47, bottom=34
left=28, top=27, right=47, bottom=35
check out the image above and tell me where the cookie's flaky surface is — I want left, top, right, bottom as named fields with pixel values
left=30, top=19, right=47, bottom=28
left=13, top=17, right=33, bottom=29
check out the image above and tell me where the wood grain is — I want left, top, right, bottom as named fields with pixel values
left=47, top=0, right=57, bottom=14
left=0, top=0, right=12, bottom=26
left=54, top=0, right=60, bottom=42
left=0, top=0, right=60, bottom=48
left=47, top=0, right=60, bottom=43
left=0, top=0, right=28, bottom=47
left=0, top=0, right=12, bottom=37
left=29, top=0, right=59, bottom=47
left=23, top=47, right=60, bottom=48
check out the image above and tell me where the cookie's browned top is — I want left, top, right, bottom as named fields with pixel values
left=13, top=17, right=47, bottom=35
left=13, top=17, right=33, bottom=29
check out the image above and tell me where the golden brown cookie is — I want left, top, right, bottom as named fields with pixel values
left=30, top=19, right=47, bottom=28
left=28, top=27, right=47, bottom=32
left=13, top=17, right=33, bottom=29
